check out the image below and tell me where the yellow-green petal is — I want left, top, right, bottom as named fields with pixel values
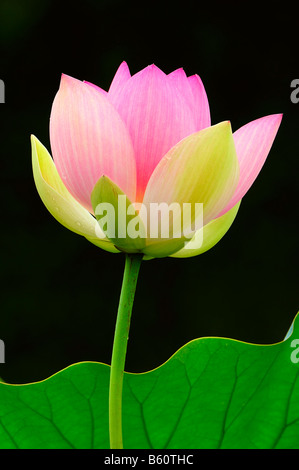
left=31, top=135, right=119, bottom=253
left=142, top=121, right=240, bottom=228
left=143, top=237, right=187, bottom=258
left=170, top=201, right=241, bottom=258
left=140, top=122, right=239, bottom=258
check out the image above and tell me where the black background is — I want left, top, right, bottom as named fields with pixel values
left=0, top=0, right=298, bottom=383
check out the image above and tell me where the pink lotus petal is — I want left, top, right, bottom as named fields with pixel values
left=218, top=113, right=282, bottom=216
left=83, top=80, right=108, bottom=96
left=50, top=73, right=136, bottom=213
left=112, top=64, right=197, bottom=201
left=108, top=61, right=131, bottom=104
left=168, top=68, right=195, bottom=113
left=188, top=74, right=211, bottom=130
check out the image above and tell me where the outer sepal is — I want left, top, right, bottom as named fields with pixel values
left=31, top=135, right=119, bottom=253
left=170, top=201, right=240, bottom=258
left=91, top=175, right=146, bottom=253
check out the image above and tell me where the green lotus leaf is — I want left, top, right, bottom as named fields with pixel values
left=0, top=314, right=298, bottom=449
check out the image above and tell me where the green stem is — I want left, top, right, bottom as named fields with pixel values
left=109, top=252, right=143, bottom=449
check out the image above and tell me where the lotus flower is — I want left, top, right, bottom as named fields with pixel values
left=31, top=62, right=282, bottom=258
